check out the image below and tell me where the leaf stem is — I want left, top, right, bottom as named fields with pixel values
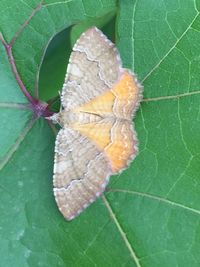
left=6, top=45, right=37, bottom=104
left=0, top=32, right=36, bottom=104
left=0, top=31, right=54, bottom=118
left=0, top=1, right=56, bottom=118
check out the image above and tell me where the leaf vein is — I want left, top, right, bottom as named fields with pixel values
left=0, top=118, right=36, bottom=171
left=107, top=189, right=200, bottom=216
left=165, top=156, right=193, bottom=197
left=142, top=10, right=199, bottom=83
left=9, top=1, right=44, bottom=46
left=143, top=90, right=200, bottom=102
left=177, top=98, right=193, bottom=155
left=102, top=195, right=141, bottom=267
left=0, top=103, right=29, bottom=109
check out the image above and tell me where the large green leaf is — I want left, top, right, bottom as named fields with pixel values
left=0, top=0, right=200, bottom=266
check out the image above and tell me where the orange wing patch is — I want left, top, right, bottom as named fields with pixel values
left=73, top=89, right=115, bottom=115
left=111, top=71, right=140, bottom=119
left=71, top=121, right=112, bottom=150
left=71, top=120, right=137, bottom=173
left=73, top=71, right=140, bottom=119
left=104, top=120, right=137, bottom=172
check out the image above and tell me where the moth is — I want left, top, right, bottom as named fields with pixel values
left=51, top=27, right=142, bottom=220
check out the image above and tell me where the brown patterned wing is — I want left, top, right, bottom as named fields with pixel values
left=53, top=128, right=112, bottom=220
left=61, top=27, right=123, bottom=111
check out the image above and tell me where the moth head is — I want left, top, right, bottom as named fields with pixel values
left=47, top=113, right=62, bottom=126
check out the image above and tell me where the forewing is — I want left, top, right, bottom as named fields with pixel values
left=53, top=128, right=112, bottom=220
left=73, top=71, right=142, bottom=120
left=61, top=27, right=122, bottom=110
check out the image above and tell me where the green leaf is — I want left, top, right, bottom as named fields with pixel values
left=1, top=0, right=200, bottom=267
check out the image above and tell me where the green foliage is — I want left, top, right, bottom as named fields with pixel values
left=0, top=0, right=200, bottom=266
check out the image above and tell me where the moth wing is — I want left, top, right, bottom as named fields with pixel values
left=61, top=27, right=122, bottom=110
left=73, top=71, right=142, bottom=120
left=53, top=128, right=111, bottom=220
left=71, top=118, right=138, bottom=174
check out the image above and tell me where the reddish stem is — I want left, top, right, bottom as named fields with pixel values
left=5, top=44, right=37, bottom=105
left=0, top=1, right=55, bottom=119
left=0, top=32, right=36, bottom=104
left=0, top=32, right=54, bottom=118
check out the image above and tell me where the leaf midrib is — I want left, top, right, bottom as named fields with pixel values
left=106, top=188, right=200, bottom=216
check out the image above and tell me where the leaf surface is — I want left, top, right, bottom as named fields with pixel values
left=0, top=0, right=200, bottom=267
